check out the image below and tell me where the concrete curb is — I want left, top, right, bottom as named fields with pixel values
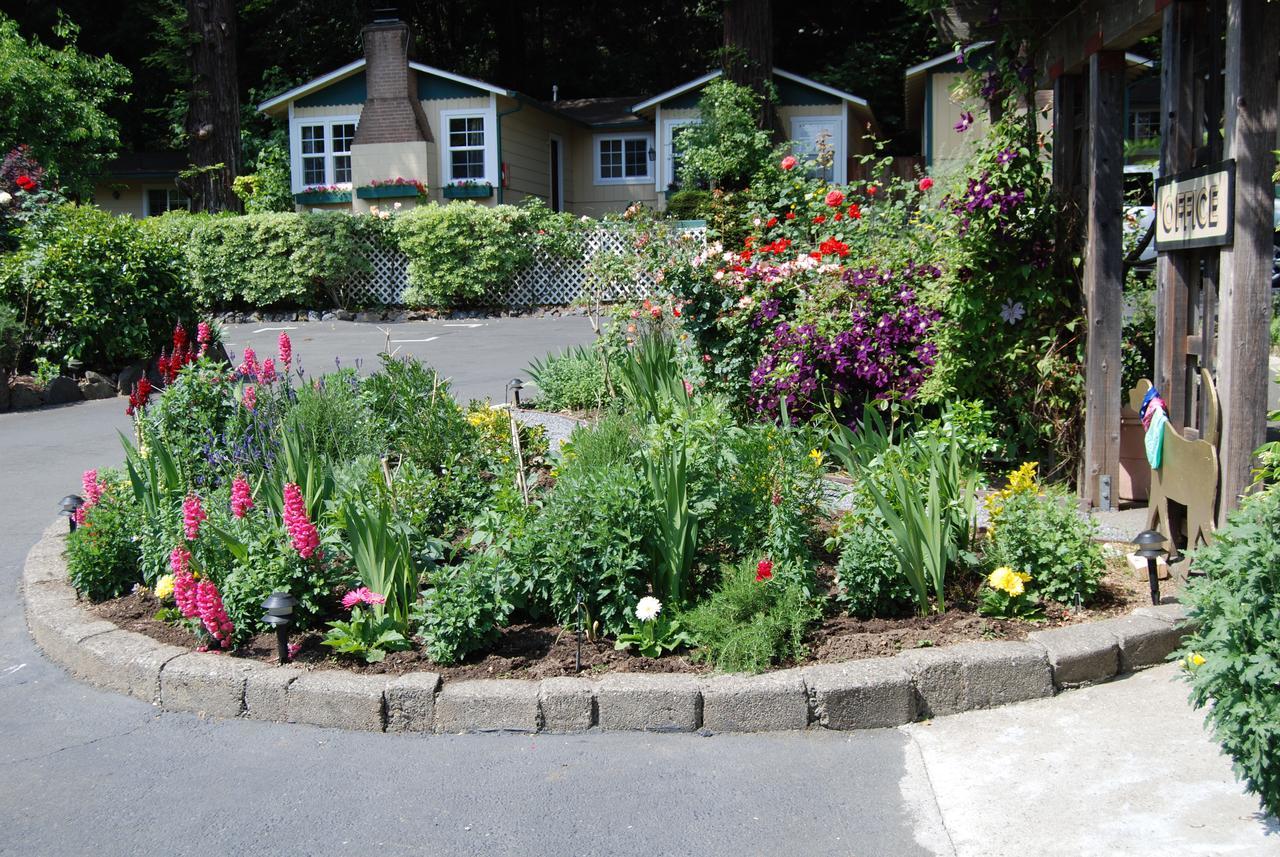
left=22, top=520, right=1197, bottom=735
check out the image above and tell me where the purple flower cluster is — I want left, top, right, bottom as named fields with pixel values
left=946, top=170, right=1027, bottom=236
left=748, top=264, right=941, bottom=422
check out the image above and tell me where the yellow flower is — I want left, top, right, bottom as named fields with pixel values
left=809, top=449, right=823, bottom=467
left=154, top=574, right=174, bottom=601
left=988, top=566, right=1031, bottom=597
left=1185, top=652, right=1206, bottom=669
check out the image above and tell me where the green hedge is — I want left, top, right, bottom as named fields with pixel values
left=0, top=204, right=192, bottom=367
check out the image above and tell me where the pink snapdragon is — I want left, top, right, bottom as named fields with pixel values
left=283, top=482, right=320, bottom=559
left=278, top=331, right=292, bottom=367
left=341, top=587, right=387, bottom=610
left=195, top=578, right=234, bottom=648
left=171, top=547, right=197, bottom=616
left=238, top=346, right=259, bottom=380
left=258, top=358, right=276, bottom=385
left=182, top=494, right=207, bottom=541
left=81, top=469, right=105, bottom=507
left=242, top=384, right=257, bottom=411
left=230, top=474, right=254, bottom=518
left=196, top=321, right=212, bottom=356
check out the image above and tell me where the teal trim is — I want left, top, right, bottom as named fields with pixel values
left=356, top=185, right=424, bottom=199
left=666, top=90, right=703, bottom=110
left=418, top=73, right=487, bottom=101
left=495, top=101, right=523, bottom=204
left=294, top=190, right=352, bottom=204
left=776, top=77, right=840, bottom=106
left=296, top=72, right=366, bottom=107
left=923, top=71, right=933, bottom=169
left=673, top=219, right=707, bottom=229
left=443, top=184, right=493, bottom=199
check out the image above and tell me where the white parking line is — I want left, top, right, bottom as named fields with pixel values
left=443, top=323, right=485, bottom=328
left=391, top=337, right=440, bottom=343
left=253, top=326, right=298, bottom=333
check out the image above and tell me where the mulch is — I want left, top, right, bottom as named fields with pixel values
left=89, top=550, right=1167, bottom=680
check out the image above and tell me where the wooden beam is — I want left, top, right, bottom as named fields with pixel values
left=1155, top=1, right=1197, bottom=426
left=1038, top=0, right=1163, bottom=82
left=1216, top=0, right=1279, bottom=520
left=1082, top=51, right=1127, bottom=510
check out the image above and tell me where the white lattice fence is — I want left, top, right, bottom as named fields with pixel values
left=344, top=225, right=705, bottom=307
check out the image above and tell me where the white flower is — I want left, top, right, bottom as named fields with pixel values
left=0, top=191, right=11, bottom=205
left=393, top=201, right=402, bottom=210
left=713, top=269, right=725, bottom=281
left=635, top=596, right=662, bottom=622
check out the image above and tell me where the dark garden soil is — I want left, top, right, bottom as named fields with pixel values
left=88, top=549, right=1172, bottom=680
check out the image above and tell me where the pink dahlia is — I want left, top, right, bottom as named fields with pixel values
left=341, top=587, right=387, bottom=610
left=182, top=494, right=206, bottom=541
left=229, top=474, right=254, bottom=518
left=283, top=482, right=320, bottom=559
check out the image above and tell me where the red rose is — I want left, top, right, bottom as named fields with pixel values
left=755, top=559, right=773, bottom=582
left=766, top=216, right=778, bottom=228
left=866, top=185, right=878, bottom=196
left=918, top=177, right=935, bottom=191
left=834, top=212, right=844, bottom=222
left=785, top=211, right=796, bottom=220
left=780, top=155, right=798, bottom=171
left=812, top=214, right=826, bottom=224
left=847, top=203, right=862, bottom=219
left=15, top=175, right=35, bottom=191
left=825, top=190, right=845, bottom=207
left=819, top=236, right=850, bottom=257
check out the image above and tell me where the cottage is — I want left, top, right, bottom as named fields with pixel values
left=91, top=152, right=190, bottom=219
left=255, top=16, right=877, bottom=218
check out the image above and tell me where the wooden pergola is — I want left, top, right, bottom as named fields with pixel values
left=941, top=0, right=1277, bottom=525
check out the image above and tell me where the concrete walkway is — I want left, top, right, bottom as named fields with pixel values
left=1, top=318, right=1276, bottom=855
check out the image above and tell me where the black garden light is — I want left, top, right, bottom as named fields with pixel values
left=1133, top=530, right=1168, bottom=605
left=261, top=591, right=298, bottom=664
left=506, top=377, right=524, bottom=407
left=59, top=494, right=85, bottom=533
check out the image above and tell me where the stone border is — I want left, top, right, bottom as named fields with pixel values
left=22, top=520, right=1194, bottom=734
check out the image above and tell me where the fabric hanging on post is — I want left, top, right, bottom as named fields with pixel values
left=1142, top=385, right=1168, bottom=468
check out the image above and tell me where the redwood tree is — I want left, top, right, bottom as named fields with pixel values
left=184, top=0, right=240, bottom=212
left=722, top=0, right=780, bottom=138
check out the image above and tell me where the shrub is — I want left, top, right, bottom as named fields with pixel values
left=665, top=189, right=711, bottom=220
left=417, top=550, right=516, bottom=665
left=674, top=78, right=774, bottom=192
left=527, top=345, right=611, bottom=411
left=363, top=355, right=477, bottom=471
left=1177, top=486, right=1280, bottom=817
left=0, top=300, right=22, bottom=374
left=0, top=204, right=192, bottom=367
left=231, top=142, right=293, bottom=214
left=682, top=560, right=820, bottom=673
left=555, top=412, right=638, bottom=478
left=285, top=369, right=385, bottom=463
left=985, top=466, right=1104, bottom=605
left=834, top=517, right=917, bottom=619
left=141, top=360, right=238, bottom=487
left=66, top=485, right=142, bottom=601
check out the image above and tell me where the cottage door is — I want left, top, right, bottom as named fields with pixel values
left=790, top=116, right=845, bottom=184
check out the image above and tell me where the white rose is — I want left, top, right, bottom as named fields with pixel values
left=0, top=191, right=11, bottom=205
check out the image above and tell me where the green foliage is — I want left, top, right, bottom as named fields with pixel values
left=614, top=600, right=692, bottom=658
left=140, top=361, right=237, bottom=485
left=1177, top=486, right=1280, bottom=817
left=417, top=550, right=516, bottom=665
left=339, top=497, right=420, bottom=634
left=675, top=79, right=775, bottom=192
left=0, top=204, right=192, bottom=367
left=66, top=486, right=142, bottom=601
left=555, top=412, right=639, bottom=478
left=527, top=345, right=612, bottom=411
left=665, top=189, right=712, bottom=220
left=393, top=200, right=583, bottom=308
left=144, top=211, right=374, bottom=309
left=986, top=488, right=1105, bottom=605
left=322, top=607, right=410, bottom=663
left=1121, top=277, right=1156, bottom=399
left=0, top=301, right=23, bottom=374
left=232, top=142, right=294, bottom=214
left=682, top=561, right=821, bottom=673
left=284, top=370, right=385, bottom=463
left=363, top=354, right=478, bottom=471
left=833, top=517, right=917, bottom=619
left=0, top=14, right=129, bottom=197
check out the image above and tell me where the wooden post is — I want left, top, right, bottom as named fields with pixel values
left=1052, top=73, right=1082, bottom=193
left=1082, top=51, right=1127, bottom=510
left=1216, top=0, right=1279, bottom=520
left=1155, top=0, right=1197, bottom=426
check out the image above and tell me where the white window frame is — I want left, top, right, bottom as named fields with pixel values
left=661, top=117, right=700, bottom=191
left=593, top=132, right=654, bottom=186
left=142, top=186, right=189, bottom=217
left=289, top=113, right=359, bottom=193
left=440, top=105, right=499, bottom=188
left=789, top=114, right=846, bottom=185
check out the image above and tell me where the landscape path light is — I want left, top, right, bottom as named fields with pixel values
left=506, top=377, right=524, bottom=408
left=59, top=495, right=85, bottom=533
left=261, top=591, right=298, bottom=664
left=1132, top=530, right=1168, bottom=605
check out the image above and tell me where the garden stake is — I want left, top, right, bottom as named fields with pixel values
left=575, top=590, right=584, bottom=673
left=507, top=405, right=529, bottom=505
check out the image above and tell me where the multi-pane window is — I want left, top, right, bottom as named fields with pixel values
left=145, top=188, right=189, bottom=217
left=595, top=135, right=651, bottom=184
left=448, top=116, right=486, bottom=181
left=296, top=119, right=358, bottom=188
left=332, top=123, right=355, bottom=184
left=1128, top=109, right=1159, bottom=141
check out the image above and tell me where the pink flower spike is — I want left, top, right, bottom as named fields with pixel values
left=278, top=331, right=292, bottom=366
left=182, top=494, right=207, bottom=541
left=283, top=482, right=320, bottom=559
left=242, top=384, right=257, bottom=411
left=230, top=474, right=254, bottom=518
left=81, top=469, right=104, bottom=507
left=238, top=346, right=259, bottom=380
left=258, top=358, right=276, bottom=385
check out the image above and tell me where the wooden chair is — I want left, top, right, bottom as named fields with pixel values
left=1128, top=369, right=1220, bottom=555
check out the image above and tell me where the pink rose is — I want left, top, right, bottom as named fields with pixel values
left=780, top=155, right=797, bottom=171
left=918, top=177, right=934, bottom=192
left=825, top=190, right=845, bottom=207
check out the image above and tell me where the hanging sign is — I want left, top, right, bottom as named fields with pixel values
left=1154, top=161, right=1235, bottom=251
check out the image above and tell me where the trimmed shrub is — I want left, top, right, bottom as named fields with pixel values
left=0, top=204, right=192, bottom=367
left=1178, top=486, right=1280, bottom=817
left=665, top=189, right=711, bottom=220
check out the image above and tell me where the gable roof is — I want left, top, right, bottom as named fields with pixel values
left=257, top=59, right=513, bottom=117
left=551, top=96, right=649, bottom=128
left=631, top=68, right=870, bottom=113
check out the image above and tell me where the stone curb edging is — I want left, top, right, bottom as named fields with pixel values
left=22, top=520, right=1195, bottom=735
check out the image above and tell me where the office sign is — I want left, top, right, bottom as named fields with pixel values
left=1154, top=161, right=1235, bottom=251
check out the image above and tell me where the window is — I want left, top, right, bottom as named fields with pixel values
left=1128, top=109, right=1159, bottom=141
left=594, top=133, right=652, bottom=184
left=662, top=119, right=700, bottom=190
left=448, top=115, right=487, bottom=181
left=145, top=188, right=189, bottom=217
left=293, top=118, right=359, bottom=189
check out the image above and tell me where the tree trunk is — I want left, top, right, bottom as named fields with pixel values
left=722, top=0, right=780, bottom=139
left=185, top=0, right=241, bottom=213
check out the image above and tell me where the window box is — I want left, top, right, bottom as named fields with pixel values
left=356, top=185, right=425, bottom=200
left=443, top=183, right=493, bottom=199
left=294, top=189, right=352, bottom=204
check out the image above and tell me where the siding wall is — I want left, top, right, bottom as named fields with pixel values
left=567, top=125, right=660, bottom=218
left=498, top=102, right=576, bottom=207
left=92, top=182, right=147, bottom=218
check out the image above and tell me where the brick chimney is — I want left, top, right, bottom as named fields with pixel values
left=353, top=17, right=433, bottom=145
